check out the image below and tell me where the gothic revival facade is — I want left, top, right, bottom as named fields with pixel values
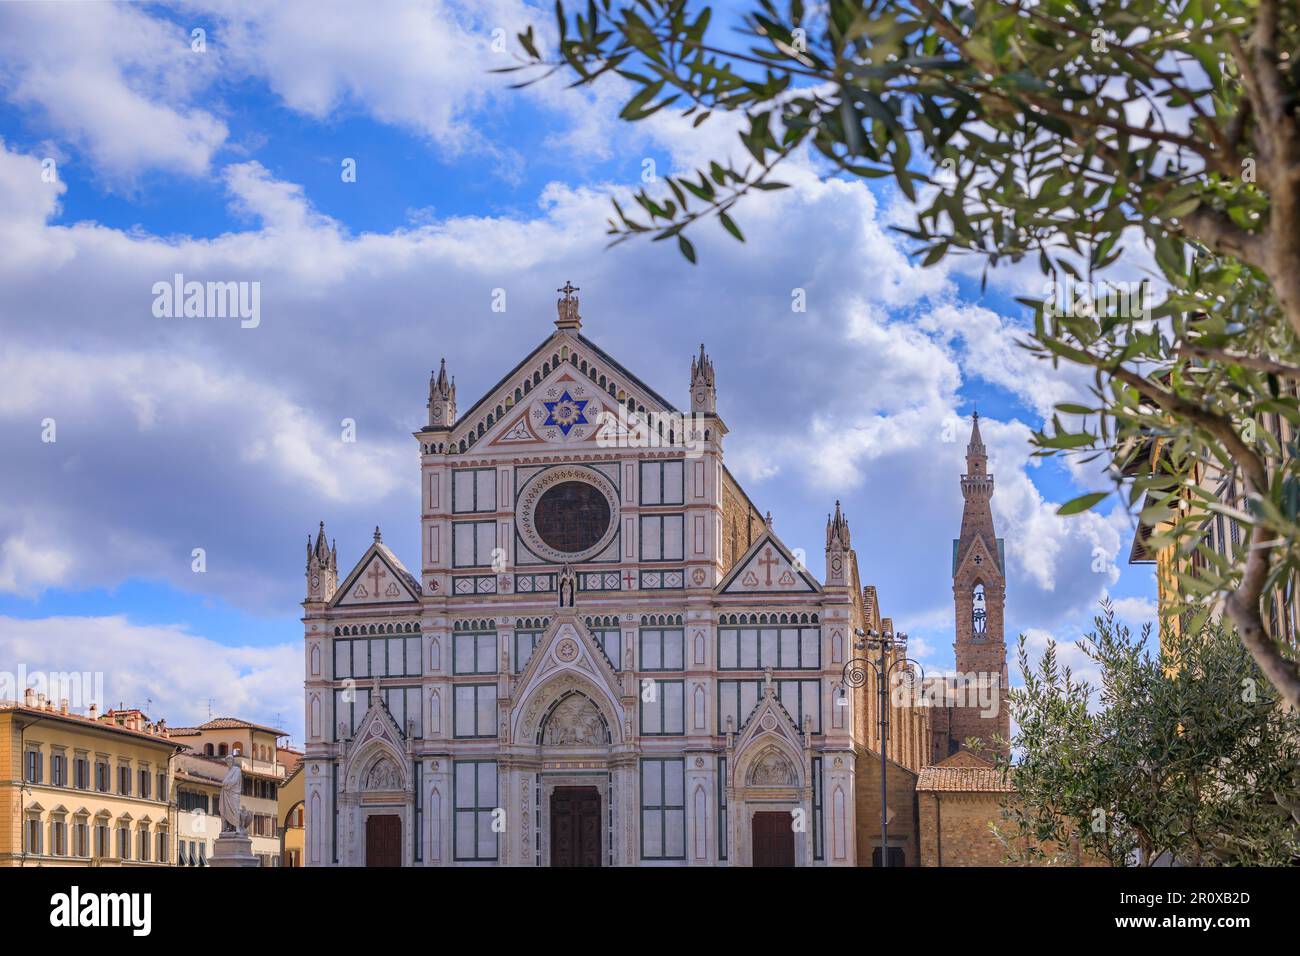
left=300, top=286, right=1002, bottom=866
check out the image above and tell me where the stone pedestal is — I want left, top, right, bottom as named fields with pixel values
left=211, top=832, right=259, bottom=867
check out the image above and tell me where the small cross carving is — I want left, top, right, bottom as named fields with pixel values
left=557, top=280, right=580, bottom=299
left=367, top=562, right=387, bottom=596
left=973, top=553, right=983, bottom=565
left=758, top=547, right=779, bottom=586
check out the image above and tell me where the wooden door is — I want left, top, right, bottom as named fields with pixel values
left=365, top=814, right=402, bottom=867
left=751, top=811, right=795, bottom=867
left=550, top=787, right=602, bottom=867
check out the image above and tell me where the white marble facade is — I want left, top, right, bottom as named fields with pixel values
left=301, top=291, right=861, bottom=866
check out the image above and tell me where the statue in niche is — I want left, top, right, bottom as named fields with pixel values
left=558, top=564, right=577, bottom=608
left=749, top=750, right=795, bottom=787
left=542, top=695, right=607, bottom=746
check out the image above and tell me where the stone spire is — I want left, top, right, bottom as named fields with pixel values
left=428, top=358, right=456, bottom=428
left=824, top=500, right=851, bottom=587
left=306, top=521, right=338, bottom=603
left=690, top=343, right=716, bottom=415
left=555, top=280, right=582, bottom=330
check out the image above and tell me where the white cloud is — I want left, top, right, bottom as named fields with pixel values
left=0, top=615, right=301, bottom=741
left=0, top=3, right=227, bottom=180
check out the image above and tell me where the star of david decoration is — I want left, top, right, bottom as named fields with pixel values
left=542, top=390, right=589, bottom=435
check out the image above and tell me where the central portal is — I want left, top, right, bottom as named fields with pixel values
left=549, top=786, right=602, bottom=867
left=751, top=811, right=796, bottom=866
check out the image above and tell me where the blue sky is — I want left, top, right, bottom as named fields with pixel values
left=0, top=1, right=1157, bottom=744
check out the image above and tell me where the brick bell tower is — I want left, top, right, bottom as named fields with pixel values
left=948, top=412, right=1010, bottom=759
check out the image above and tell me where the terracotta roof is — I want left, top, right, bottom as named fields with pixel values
left=916, top=764, right=1015, bottom=793
left=169, top=717, right=287, bottom=737
left=0, top=702, right=179, bottom=748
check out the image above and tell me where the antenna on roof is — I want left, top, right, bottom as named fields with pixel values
left=207, top=698, right=214, bottom=720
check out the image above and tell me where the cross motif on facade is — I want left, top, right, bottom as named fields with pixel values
left=622, top=569, right=636, bottom=589
left=557, top=280, right=579, bottom=299
left=758, top=547, right=779, bottom=586
left=367, top=562, right=387, bottom=597
left=973, top=553, right=983, bottom=565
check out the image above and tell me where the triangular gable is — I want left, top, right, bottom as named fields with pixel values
left=349, top=681, right=406, bottom=743
left=452, top=329, right=680, bottom=452
left=333, top=544, right=420, bottom=608
left=510, top=615, right=624, bottom=741
left=935, top=749, right=994, bottom=769
left=953, top=534, right=1001, bottom=581
left=718, top=531, right=820, bottom=595
left=481, top=369, right=624, bottom=449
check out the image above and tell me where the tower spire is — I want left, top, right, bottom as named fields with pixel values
left=690, top=343, right=717, bottom=414
left=428, top=357, right=456, bottom=427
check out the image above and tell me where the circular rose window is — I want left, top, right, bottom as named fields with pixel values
left=517, top=466, right=620, bottom=563
left=534, top=481, right=611, bottom=554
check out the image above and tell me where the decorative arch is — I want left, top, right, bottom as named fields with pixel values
left=343, top=735, right=409, bottom=794
left=733, top=736, right=804, bottom=791
left=514, top=672, right=623, bottom=746
left=536, top=691, right=611, bottom=746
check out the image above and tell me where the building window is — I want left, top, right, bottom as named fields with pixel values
left=138, top=828, right=150, bottom=862
left=811, top=756, right=825, bottom=861
left=639, top=514, right=684, bottom=561
left=639, top=679, right=685, bottom=736
left=453, top=632, right=498, bottom=675
left=51, top=753, right=66, bottom=787
left=116, top=826, right=130, bottom=860
left=51, top=819, right=66, bottom=856
left=453, top=761, right=498, bottom=862
left=639, top=460, right=684, bottom=505
left=74, top=757, right=90, bottom=789
left=157, top=771, right=168, bottom=802
left=640, top=758, right=685, bottom=861
left=23, top=749, right=41, bottom=784
left=452, top=520, right=497, bottom=567
left=334, top=635, right=421, bottom=679
left=94, top=823, right=109, bottom=858
left=383, top=686, right=424, bottom=738
left=590, top=627, right=622, bottom=670
left=513, top=630, right=544, bottom=673
left=74, top=821, right=89, bottom=857
left=453, top=684, right=497, bottom=738
left=639, top=628, right=684, bottom=671
left=95, top=760, right=109, bottom=792
left=157, top=830, right=169, bottom=864
left=452, top=468, right=497, bottom=514
left=718, top=625, right=821, bottom=669
left=139, top=768, right=151, bottom=800
left=118, top=765, right=132, bottom=796
left=718, top=757, right=728, bottom=861
left=25, top=817, right=42, bottom=855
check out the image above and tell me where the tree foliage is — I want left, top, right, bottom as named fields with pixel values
left=999, top=604, right=1300, bottom=865
left=504, top=0, right=1300, bottom=707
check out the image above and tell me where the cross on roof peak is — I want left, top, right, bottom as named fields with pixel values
left=558, top=280, right=579, bottom=298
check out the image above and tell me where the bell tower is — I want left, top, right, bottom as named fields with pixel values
left=689, top=343, right=716, bottom=415
left=427, top=358, right=456, bottom=428
left=948, top=413, right=1009, bottom=758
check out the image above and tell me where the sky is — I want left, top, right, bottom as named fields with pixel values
left=0, top=0, right=1159, bottom=745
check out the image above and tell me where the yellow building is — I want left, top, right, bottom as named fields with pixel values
left=0, top=697, right=178, bottom=867
left=279, top=761, right=304, bottom=866
left=173, top=751, right=223, bottom=866
left=167, top=717, right=288, bottom=866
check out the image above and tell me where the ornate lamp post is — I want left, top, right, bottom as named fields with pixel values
left=838, top=627, right=924, bottom=867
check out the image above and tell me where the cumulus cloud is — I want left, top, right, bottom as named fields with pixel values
left=0, top=2, right=228, bottom=180
left=0, top=615, right=301, bottom=740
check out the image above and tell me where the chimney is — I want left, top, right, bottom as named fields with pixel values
left=88, top=703, right=99, bottom=720
left=36, top=693, right=46, bottom=710
left=59, top=699, right=69, bottom=714
left=24, top=687, right=36, bottom=707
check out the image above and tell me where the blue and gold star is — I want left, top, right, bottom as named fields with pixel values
left=542, top=390, right=589, bottom=435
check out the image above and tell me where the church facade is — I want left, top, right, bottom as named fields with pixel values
left=300, top=286, right=1008, bottom=866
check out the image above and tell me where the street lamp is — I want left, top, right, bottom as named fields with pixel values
left=838, top=627, right=924, bottom=868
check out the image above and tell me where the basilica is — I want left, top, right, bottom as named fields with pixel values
left=300, top=285, right=1010, bottom=866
